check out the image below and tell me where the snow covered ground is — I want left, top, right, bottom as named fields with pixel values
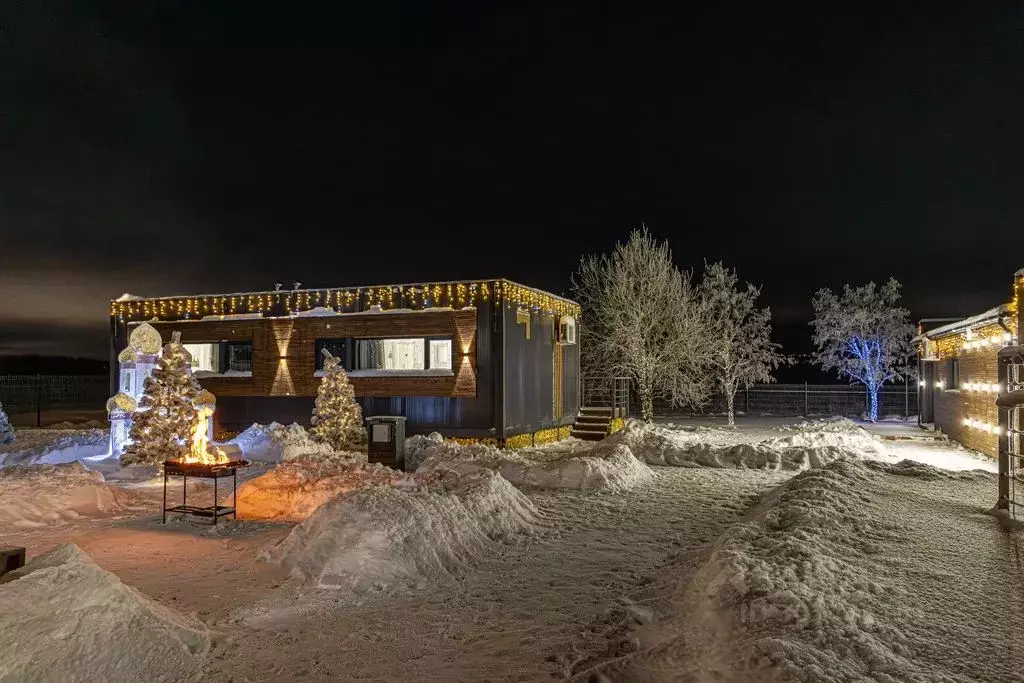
left=0, top=461, right=146, bottom=529
left=413, top=434, right=654, bottom=492
left=262, top=470, right=540, bottom=591
left=0, top=544, right=211, bottom=683
left=0, top=416, right=1016, bottom=681
left=585, top=459, right=1022, bottom=682
left=0, top=427, right=108, bottom=467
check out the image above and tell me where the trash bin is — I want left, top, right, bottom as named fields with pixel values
left=365, top=416, right=407, bottom=470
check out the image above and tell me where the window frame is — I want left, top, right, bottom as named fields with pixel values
left=225, top=341, right=253, bottom=374
left=182, top=340, right=254, bottom=376
left=946, top=357, right=960, bottom=390
left=347, top=336, right=455, bottom=374
left=315, top=338, right=350, bottom=371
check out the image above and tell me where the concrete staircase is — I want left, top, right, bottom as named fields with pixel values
left=571, top=407, right=614, bottom=441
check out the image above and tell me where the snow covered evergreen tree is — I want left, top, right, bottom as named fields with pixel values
left=572, top=227, right=713, bottom=422
left=122, top=338, right=201, bottom=465
left=0, top=401, right=14, bottom=444
left=311, top=350, right=365, bottom=449
left=700, top=262, right=784, bottom=426
left=811, top=278, right=914, bottom=423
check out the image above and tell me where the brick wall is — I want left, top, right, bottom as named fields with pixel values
left=933, top=348, right=999, bottom=457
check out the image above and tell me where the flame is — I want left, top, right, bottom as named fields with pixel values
left=182, top=404, right=228, bottom=464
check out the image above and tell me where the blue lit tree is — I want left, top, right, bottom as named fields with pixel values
left=810, top=278, right=914, bottom=423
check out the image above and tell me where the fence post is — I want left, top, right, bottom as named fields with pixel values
left=904, top=374, right=909, bottom=420
left=804, top=381, right=808, bottom=417
left=35, top=373, right=42, bottom=427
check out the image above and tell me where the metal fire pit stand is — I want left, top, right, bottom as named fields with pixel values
left=162, top=461, right=248, bottom=525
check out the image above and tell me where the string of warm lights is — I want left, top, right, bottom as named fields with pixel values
left=962, top=381, right=1003, bottom=393
left=932, top=320, right=1018, bottom=360
left=963, top=417, right=1003, bottom=436
left=110, top=279, right=580, bottom=322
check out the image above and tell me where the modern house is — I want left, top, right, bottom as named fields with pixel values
left=916, top=270, right=1022, bottom=457
left=110, top=280, right=581, bottom=447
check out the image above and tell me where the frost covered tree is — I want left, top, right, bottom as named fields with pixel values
left=0, top=401, right=13, bottom=444
left=122, top=338, right=201, bottom=465
left=311, top=350, right=365, bottom=449
left=700, top=262, right=784, bottom=426
left=572, top=227, right=713, bottom=422
left=810, top=278, right=914, bottom=423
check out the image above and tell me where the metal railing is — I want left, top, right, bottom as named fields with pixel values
left=662, top=382, right=917, bottom=419
left=581, top=376, right=631, bottom=416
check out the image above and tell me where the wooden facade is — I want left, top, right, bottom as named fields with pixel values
left=110, top=279, right=580, bottom=442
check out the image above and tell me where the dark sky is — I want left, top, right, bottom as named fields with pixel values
left=3, top=3, right=1024, bottom=364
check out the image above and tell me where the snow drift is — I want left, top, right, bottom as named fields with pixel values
left=0, top=544, right=211, bottom=682
left=412, top=435, right=653, bottom=492
left=262, top=470, right=539, bottom=591
left=230, top=422, right=338, bottom=463
left=235, top=459, right=406, bottom=521
left=0, top=461, right=134, bottom=529
left=0, top=428, right=109, bottom=467
left=594, top=418, right=892, bottom=471
left=592, top=459, right=960, bottom=681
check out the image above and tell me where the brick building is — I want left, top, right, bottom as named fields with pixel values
left=917, top=271, right=1023, bottom=457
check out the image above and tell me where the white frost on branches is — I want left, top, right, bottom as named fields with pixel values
left=572, top=227, right=713, bottom=422
left=810, top=278, right=914, bottom=422
left=700, top=262, right=784, bottom=426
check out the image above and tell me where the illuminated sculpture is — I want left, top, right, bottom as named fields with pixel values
left=105, top=393, right=137, bottom=456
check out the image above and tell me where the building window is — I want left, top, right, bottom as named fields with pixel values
left=947, top=358, right=960, bottom=390
left=352, top=338, right=453, bottom=372
left=430, top=339, right=453, bottom=370
left=184, top=343, right=219, bottom=374
left=356, top=338, right=424, bottom=370
left=316, top=338, right=347, bottom=370
left=559, top=315, right=577, bottom=344
left=226, top=342, right=252, bottom=373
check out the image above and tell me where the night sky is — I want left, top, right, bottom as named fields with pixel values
left=3, top=4, right=1024, bottom=371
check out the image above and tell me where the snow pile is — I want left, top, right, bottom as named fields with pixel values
left=595, top=418, right=891, bottom=471
left=235, top=459, right=406, bottom=521
left=230, top=422, right=340, bottom=463
left=0, top=428, right=109, bottom=467
left=764, top=417, right=891, bottom=459
left=414, top=437, right=653, bottom=492
left=0, top=462, right=133, bottom=529
left=262, top=470, right=539, bottom=591
left=0, top=544, right=210, bottom=682
left=597, top=460, right=921, bottom=681
left=405, top=431, right=445, bottom=470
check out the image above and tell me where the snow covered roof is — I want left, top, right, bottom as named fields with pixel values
left=919, top=305, right=1010, bottom=340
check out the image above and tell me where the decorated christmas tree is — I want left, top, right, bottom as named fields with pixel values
left=311, top=350, right=365, bottom=450
left=0, top=400, right=14, bottom=444
left=122, top=333, right=201, bottom=465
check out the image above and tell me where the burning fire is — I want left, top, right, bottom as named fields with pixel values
left=182, top=404, right=229, bottom=465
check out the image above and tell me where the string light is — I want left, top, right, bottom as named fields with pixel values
left=963, top=417, right=1003, bottom=436
left=111, top=279, right=580, bottom=322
